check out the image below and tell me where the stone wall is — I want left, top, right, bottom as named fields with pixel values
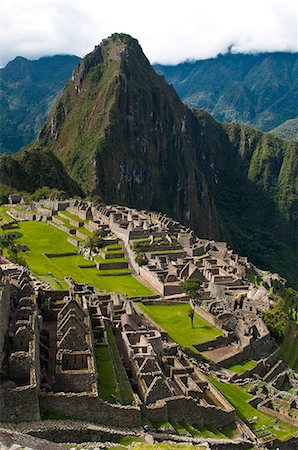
left=258, top=404, right=298, bottom=426
left=67, top=236, right=81, bottom=247
left=76, top=230, right=89, bottom=240
left=0, top=385, right=40, bottom=422
left=143, top=396, right=235, bottom=427
left=28, top=427, right=131, bottom=445
left=96, top=261, right=128, bottom=270
left=192, top=303, right=226, bottom=332
left=0, top=280, right=10, bottom=364
left=270, top=437, right=298, bottom=450
left=219, top=348, right=249, bottom=368
left=55, top=371, right=94, bottom=393
left=139, top=267, right=164, bottom=295
left=194, top=334, right=234, bottom=352
left=39, top=392, right=141, bottom=428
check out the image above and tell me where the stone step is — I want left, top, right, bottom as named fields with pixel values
left=263, top=359, right=287, bottom=383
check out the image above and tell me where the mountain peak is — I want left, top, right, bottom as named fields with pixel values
left=71, top=33, right=147, bottom=92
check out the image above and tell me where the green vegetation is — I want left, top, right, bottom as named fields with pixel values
left=0, top=219, right=154, bottom=296
left=137, top=303, right=224, bottom=352
left=41, top=411, right=68, bottom=420
left=270, top=118, right=298, bottom=142
left=111, top=436, right=142, bottom=446
left=180, top=278, right=202, bottom=298
left=282, top=321, right=298, bottom=371
left=0, top=231, right=27, bottom=265
left=151, top=419, right=239, bottom=440
left=227, top=359, right=257, bottom=375
left=156, top=53, right=297, bottom=132
left=209, top=376, right=297, bottom=441
left=260, top=288, right=298, bottom=345
left=95, top=325, right=133, bottom=404
left=0, top=54, right=80, bottom=154
left=130, top=444, right=208, bottom=450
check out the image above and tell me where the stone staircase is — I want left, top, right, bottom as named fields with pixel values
left=263, top=359, right=287, bottom=383
left=0, top=419, right=139, bottom=436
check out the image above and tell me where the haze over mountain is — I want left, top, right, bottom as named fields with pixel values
left=0, top=34, right=297, bottom=287
left=0, top=54, right=80, bottom=153
left=155, top=52, right=298, bottom=134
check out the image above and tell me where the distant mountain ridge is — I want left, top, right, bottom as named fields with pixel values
left=0, top=54, right=80, bottom=153
left=1, top=34, right=297, bottom=287
left=1, top=51, right=297, bottom=154
left=155, top=52, right=298, bottom=134
left=270, top=118, right=298, bottom=141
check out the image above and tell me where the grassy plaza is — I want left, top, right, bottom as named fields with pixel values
left=137, top=303, right=224, bottom=351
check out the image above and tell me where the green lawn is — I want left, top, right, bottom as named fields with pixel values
left=94, top=255, right=127, bottom=264
left=136, top=303, right=224, bottom=352
left=59, top=210, right=86, bottom=223
left=95, top=345, right=118, bottom=402
left=95, top=325, right=133, bottom=404
left=0, top=221, right=155, bottom=297
left=227, top=359, right=258, bottom=375
left=209, top=376, right=297, bottom=442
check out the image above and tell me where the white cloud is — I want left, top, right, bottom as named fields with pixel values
left=0, top=0, right=297, bottom=67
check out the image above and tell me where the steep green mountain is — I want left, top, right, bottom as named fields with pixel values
left=155, top=52, right=298, bottom=131
left=270, top=118, right=298, bottom=142
left=0, top=54, right=80, bottom=153
left=1, top=34, right=297, bottom=286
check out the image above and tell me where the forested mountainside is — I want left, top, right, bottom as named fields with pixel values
left=155, top=52, right=298, bottom=135
left=0, top=54, right=80, bottom=153
left=270, top=118, right=298, bottom=142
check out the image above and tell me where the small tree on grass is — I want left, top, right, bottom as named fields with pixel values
left=180, top=279, right=202, bottom=299
left=86, top=229, right=107, bottom=256
left=0, top=232, right=27, bottom=267
left=188, top=306, right=195, bottom=328
left=135, top=254, right=147, bottom=266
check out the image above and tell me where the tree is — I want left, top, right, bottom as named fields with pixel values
left=188, top=306, right=195, bottom=328
left=85, top=229, right=107, bottom=255
left=180, top=279, right=202, bottom=298
left=0, top=231, right=27, bottom=267
left=136, top=254, right=147, bottom=266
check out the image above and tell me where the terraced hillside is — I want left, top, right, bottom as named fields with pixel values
left=0, top=206, right=154, bottom=297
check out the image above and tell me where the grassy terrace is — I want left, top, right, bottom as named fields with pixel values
left=115, top=444, right=208, bottom=450
left=55, top=215, right=93, bottom=237
left=0, top=207, right=11, bottom=226
left=227, top=359, right=258, bottom=375
left=137, top=303, right=224, bottom=352
left=95, top=326, right=133, bottom=405
left=59, top=210, right=87, bottom=222
left=209, top=376, right=297, bottom=442
left=144, top=418, right=239, bottom=440
left=94, top=255, right=127, bottom=264
left=0, top=220, right=155, bottom=296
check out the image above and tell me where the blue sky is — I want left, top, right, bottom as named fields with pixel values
left=0, top=0, right=297, bottom=67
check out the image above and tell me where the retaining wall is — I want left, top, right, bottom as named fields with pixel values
left=39, top=392, right=141, bottom=428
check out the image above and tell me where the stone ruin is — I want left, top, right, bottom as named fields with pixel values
left=120, top=301, right=235, bottom=426
left=0, top=263, right=237, bottom=430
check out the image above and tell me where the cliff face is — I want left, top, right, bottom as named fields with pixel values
left=35, top=34, right=221, bottom=238
left=1, top=34, right=297, bottom=285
